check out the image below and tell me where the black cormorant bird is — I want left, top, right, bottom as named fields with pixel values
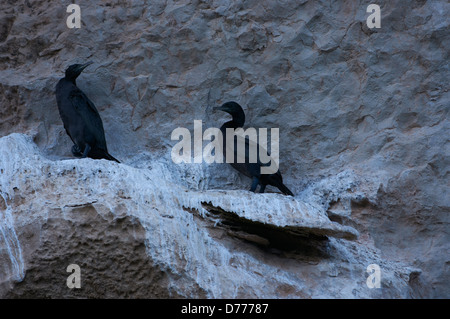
left=214, top=101, right=293, bottom=196
left=55, top=62, right=120, bottom=163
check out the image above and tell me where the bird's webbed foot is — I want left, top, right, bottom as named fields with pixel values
left=250, top=176, right=259, bottom=193
left=71, top=144, right=82, bottom=158
left=82, top=144, right=91, bottom=158
left=259, top=184, right=266, bottom=193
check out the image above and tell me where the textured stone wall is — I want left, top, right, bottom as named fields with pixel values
left=0, top=133, right=419, bottom=298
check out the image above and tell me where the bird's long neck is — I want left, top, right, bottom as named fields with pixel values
left=219, top=109, right=245, bottom=160
left=220, top=119, right=245, bottom=138
left=220, top=111, right=245, bottom=140
left=222, top=110, right=245, bottom=130
left=65, top=76, right=77, bottom=85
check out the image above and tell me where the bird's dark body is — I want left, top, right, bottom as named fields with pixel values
left=55, top=63, right=119, bottom=163
left=216, top=102, right=293, bottom=196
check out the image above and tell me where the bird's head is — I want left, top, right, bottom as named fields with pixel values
left=65, top=61, right=93, bottom=81
left=213, top=101, right=245, bottom=127
left=213, top=101, right=243, bottom=116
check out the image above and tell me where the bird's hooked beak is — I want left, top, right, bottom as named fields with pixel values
left=77, top=61, right=93, bottom=73
left=213, top=105, right=227, bottom=112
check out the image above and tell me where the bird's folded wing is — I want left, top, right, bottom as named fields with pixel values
left=69, top=89, right=107, bottom=147
left=225, top=131, right=273, bottom=167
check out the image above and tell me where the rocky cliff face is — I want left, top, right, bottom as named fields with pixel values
left=0, top=0, right=448, bottom=298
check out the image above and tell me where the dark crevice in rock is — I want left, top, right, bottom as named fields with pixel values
left=193, top=203, right=330, bottom=257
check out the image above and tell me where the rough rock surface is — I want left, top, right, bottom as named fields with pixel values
left=0, top=0, right=449, bottom=298
left=0, top=133, right=419, bottom=298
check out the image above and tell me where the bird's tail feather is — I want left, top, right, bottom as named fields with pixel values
left=277, top=183, right=294, bottom=196
left=105, top=153, right=120, bottom=163
left=93, top=148, right=121, bottom=163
